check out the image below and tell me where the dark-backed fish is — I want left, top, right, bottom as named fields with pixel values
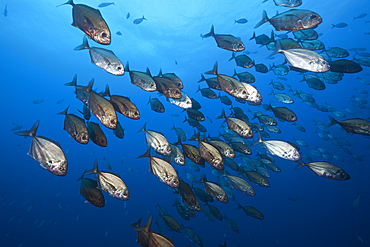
left=57, top=106, right=89, bottom=144
left=202, top=25, right=245, bottom=51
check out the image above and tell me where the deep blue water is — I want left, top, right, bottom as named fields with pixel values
left=1, top=0, right=369, bottom=246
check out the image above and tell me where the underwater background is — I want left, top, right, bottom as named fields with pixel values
left=1, top=0, right=369, bottom=246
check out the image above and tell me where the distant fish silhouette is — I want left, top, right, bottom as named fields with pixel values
left=2, top=4, right=7, bottom=17
left=133, top=15, right=146, bottom=24
left=126, top=12, right=130, bottom=19
left=98, top=2, right=115, bottom=8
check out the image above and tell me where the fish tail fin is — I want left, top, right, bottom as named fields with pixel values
left=270, top=30, right=275, bottom=42
left=236, top=202, right=242, bottom=210
left=216, top=109, right=226, bottom=119
left=233, top=69, right=238, bottom=77
left=183, top=116, right=188, bottom=123
left=268, top=89, right=274, bottom=96
left=64, top=74, right=77, bottom=86
left=203, top=25, right=215, bottom=37
left=56, top=105, right=70, bottom=115
left=124, top=61, right=130, bottom=72
left=205, top=61, right=218, bottom=75
left=252, top=131, right=263, bottom=146
left=133, top=215, right=152, bottom=232
left=74, top=36, right=89, bottom=51
left=76, top=170, right=86, bottom=182
left=130, top=216, right=143, bottom=227
left=331, top=24, right=335, bottom=29
left=188, top=132, right=200, bottom=141
left=85, top=160, right=99, bottom=175
left=174, top=136, right=182, bottom=146
left=15, top=120, right=40, bottom=137
left=196, top=85, right=201, bottom=93
left=228, top=52, right=236, bottom=61
left=254, top=10, right=269, bottom=29
left=327, top=115, right=338, bottom=127
left=136, top=122, right=147, bottom=133
left=142, top=15, right=146, bottom=20
left=137, top=146, right=151, bottom=159
left=267, top=39, right=282, bottom=59
left=249, top=31, right=256, bottom=40
left=147, top=96, right=151, bottom=105
left=294, top=160, right=306, bottom=170
left=56, top=0, right=74, bottom=7
left=146, top=67, right=152, bottom=76
left=198, top=74, right=206, bottom=83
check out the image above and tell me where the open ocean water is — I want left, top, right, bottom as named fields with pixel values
left=1, top=0, right=369, bottom=246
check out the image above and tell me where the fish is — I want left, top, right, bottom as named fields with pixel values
left=57, top=106, right=89, bottom=144
left=33, top=99, right=44, bottom=104
left=202, top=25, right=245, bottom=51
left=77, top=173, right=105, bottom=208
left=87, top=121, right=107, bottom=147
left=218, top=94, right=232, bottom=105
left=255, top=9, right=322, bottom=31
left=153, top=76, right=182, bottom=99
left=354, top=13, right=367, bottom=20
left=234, top=18, right=248, bottom=24
left=293, top=29, right=318, bottom=40
left=197, top=174, right=228, bottom=203
left=242, top=171, right=270, bottom=187
left=224, top=214, right=239, bottom=233
left=327, top=116, right=370, bottom=136
left=85, top=160, right=129, bottom=200
left=59, top=0, right=111, bottom=45
left=254, top=132, right=301, bottom=161
left=137, top=147, right=179, bottom=188
left=271, top=0, right=302, bottom=7
left=126, top=13, right=130, bottom=19
left=77, top=105, right=91, bottom=121
left=205, top=202, right=222, bottom=220
left=125, top=63, right=156, bottom=91
left=175, top=138, right=205, bottom=166
left=56, top=99, right=65, bottom=104
left=186, top=109, right=205, bottom=122
left=265, top=104, right=297, bottom=122
left=351, top=192, right=361, bottom=210
left=64, top=75, right=91, bottom=106
left=269, top=90, right=293, bottom=104
left=133, top=15, right=146, bottom=24
left=171, top=124, right=186, bottom=141
left=158, top=69, right=183, bottom=89
left=167, top=91, right=192, bottom=109
left=157, top=212, right=182, bottom=233
left=332, top=23, right=348, bottom=28
left=268, top=40, right=330, bottom=72
left=74, top=37, right=124, bottom=76
left=101, top=85, right=140, bottom=120
left=137, top=123, right=171, bottom=156
left=229, top=52, right=254, bottom=68
left=196, top=86, right=217, bottom=99
left=236, top=202, right=264, bottom=220
left=2, top=4, right=7, bottom=17
left=329, top=59, right=363, bottom=73
left=207, top=139, right=235, bottom=159
left=189, top=133, right=223, bottom=170
left=295, top=161, right=350, bottom=180
left=15, top=120, right=68, bottom=176
left=98, top=2, right=115, bottom=8
left=182, top=224, right=204, bottom=247
left=113, top=121, right=125, bottom=139
left=233, top=70, right=255, bottom=83
left=255, top=63, right=268, bottom=73
left=205, top=62, right=249, bottom=100
left=216, top=109, right=253, bottom=138
left=148, top=96, right=165, bottom=113
left=225, top=174, right=255, bottom=196
left=11, top=122, right=23, bottom=131
left=177, top=180, right=201, bottom=212
left=167, top=144, right=185, bottom=166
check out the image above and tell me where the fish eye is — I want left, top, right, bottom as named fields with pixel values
left=102, top=32, right=107, bottom=38
left=111, top=119, right=115, bottom=124
left=117, top=66, right=122, bottom=70
left=310, top=15, right=317, bottom=20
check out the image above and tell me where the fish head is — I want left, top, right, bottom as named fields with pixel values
left=232, top=41, right=245, bottom=52
left=287, top=113, right=298, bottom=122
left=129, top=110, right=140, bottom=120
left=115, top=188, right=129, bottom=200
left=312, top=58, right=330, bottom=72
left=175, top=156, right=185, bottom=166
left=49, top=160, right=68, bottom=176
left=97, top=136, right=108, bottom=147
left=77, top=132, right=89, bottom=144
left=107, top=62, right=125, bottom=76
left=241, top=129, right=253, bottom=138
left=302, top=13, right=322, bottom=29
left=94, top=28, right=111, bottom=45
left=102, top=115, right=117, bottom=130
left=163, top=145, right=172, bottom=156
left=168, top=176, right=179, bottom=188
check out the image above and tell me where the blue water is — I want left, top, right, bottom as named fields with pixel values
left=1, top=0, right=369, bottom=246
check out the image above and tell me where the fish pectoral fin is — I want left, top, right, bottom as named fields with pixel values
left=83, top=15, right=95, bottom=30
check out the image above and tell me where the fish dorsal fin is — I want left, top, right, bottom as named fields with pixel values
left=137, top=146, right=151, bottom=159
left=85, top=160, right=99, bottom=175
left=56, top=105, right=70, bottom=116
left=137, top=122, right=147, bottom=133
left=146, top=67, right=152, bottom=76
left=133, top=215, right=152, bottom=232
left=64, top=74, right=77, bottom=86
left=15, top=120, right=40, bottom=137
left=124, top=61, right=130, bottom=72
left=205, top=61, right=218, bottom=75
left=216, top=108, right=226, bottom=120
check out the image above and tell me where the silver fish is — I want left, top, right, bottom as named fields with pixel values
left=137, top=123, right=171, bottom=156
left=74, top=37, right=124, bottom=75
left=15, top=120, right=67, bottom=176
